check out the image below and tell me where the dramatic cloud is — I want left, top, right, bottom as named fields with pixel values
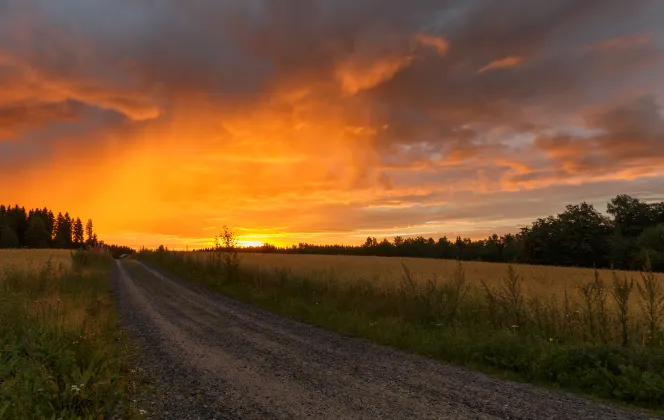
left=477, top=56, right=524, bottom=73
left=583, top=34, right=652, bottom=52
left=1, top=0, right=663, bottom=247
left=535, top=95, right=664, bottom=178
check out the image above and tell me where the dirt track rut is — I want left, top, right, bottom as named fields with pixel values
left=112, top=259, right=656, bottom=420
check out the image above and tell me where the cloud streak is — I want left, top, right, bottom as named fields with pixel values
left=477, top=56, right=524, bottom=73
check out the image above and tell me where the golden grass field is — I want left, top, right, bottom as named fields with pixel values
left=190, top=252, right=657, bottom=304
left=0, top=249, right=72, bottom=273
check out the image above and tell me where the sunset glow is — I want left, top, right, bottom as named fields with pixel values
left=2, top=1, right=664, bottom=249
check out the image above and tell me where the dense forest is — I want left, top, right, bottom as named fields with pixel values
left=0, top=205, right=133, bottom=258
left=229, top=195, right=664, bottom=272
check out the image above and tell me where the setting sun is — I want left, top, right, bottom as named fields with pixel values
left=238, top=240, right=266, bottom=248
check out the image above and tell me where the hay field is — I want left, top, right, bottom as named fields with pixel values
left=190, top=252, right=654, bottom=300
left=0, top=249, right=72, bottom=273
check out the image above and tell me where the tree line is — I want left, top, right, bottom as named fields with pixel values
left=212, top=195, right=664, bottom=272
left=0, top=205, right=97, bottom=249
left=0, top=204, right=135, bottom=258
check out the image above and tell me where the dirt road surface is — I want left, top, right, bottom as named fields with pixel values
left=112, top=260, right=656, bottom=420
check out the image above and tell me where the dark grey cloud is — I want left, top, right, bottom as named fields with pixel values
left=1, top=0, right=663, bottom=191
left=363, top=0, right=663, bottom=153
left=0, top=102, right=127, bottom=167
left=0, top=100, right=83, bottom=139
left=534, top=95, right=664, bottom=176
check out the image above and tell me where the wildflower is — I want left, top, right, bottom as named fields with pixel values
left=139, top=409, right=147, bottom=415
left=70, top=385, right=81, bottom=394
left=549, top=337, right=554, bottom=343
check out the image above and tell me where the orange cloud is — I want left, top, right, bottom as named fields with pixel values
left=413, top=34, right=449, bottom=56
left=336, top=54, right=414, bottom=95
left=0, top=50, right=160, bottom=123
left=583, top=34, right=651, bottom=52
left=0, top=101, right=82, bottom=140
left=477, top=56, right=524, bottom=73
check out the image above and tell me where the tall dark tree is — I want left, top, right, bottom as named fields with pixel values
left=73, top=217, right=84, bottom=246
left=2, top=206, right=28, bottom=247
left=86, top=219, right=94, bottom=244
left=502, top=233, right=520, bottom=262
left=652, top=202, right=664, bottom=225
left=46, top=209, right=55, bottom=240
left=606, top=195, right=664, bottom=269
left=25, top=216, right=51, bottom=249
left=53, top=212, right=69, bottom=248
left=607, top=195, right=653, bottom=238
left=0, top=224, right=19, bottom=248
left=64, top=212, right=73, bottom=247
left=634, top=224, right=664, bottom=271
left=484, top=234, right=504, bottom=262
left=521, top=203, right=612, bottom=267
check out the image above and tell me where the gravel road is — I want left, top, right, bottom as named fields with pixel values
left=111, top=259, right=657, bottom=420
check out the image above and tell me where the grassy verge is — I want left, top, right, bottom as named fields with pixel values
left=0, top=251, right=148, bottom=419
left=140, top=250, right=664, bottom=411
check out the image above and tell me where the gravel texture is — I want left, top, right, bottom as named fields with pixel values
left=111, top=259, right=658, bottom=420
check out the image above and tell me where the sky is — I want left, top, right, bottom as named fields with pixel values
left=1, top=0, right=664, bottom=249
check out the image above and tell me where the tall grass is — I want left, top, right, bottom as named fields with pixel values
left=187, top=252, right=652, bottom=311
left=0, top=249, right=71, bottom=273
left=0, top=250, right=146, bottom=419
left=142, top=249, right=664, bottom=409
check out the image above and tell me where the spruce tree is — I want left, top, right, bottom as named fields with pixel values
left=25, top=216, right=50, bottom=248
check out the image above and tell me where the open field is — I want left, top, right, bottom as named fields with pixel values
left=189, top=252, right=656, bottom=309
left=144, top=249, right=664, bottom=409
left=0, top=249, right=72, bottom=273
left=0, top=250, right=145, bottom=419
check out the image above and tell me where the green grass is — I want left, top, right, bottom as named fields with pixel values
left=0, top=251, right=149, bottom=420
left=141, top=249, right=664, bottom=411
